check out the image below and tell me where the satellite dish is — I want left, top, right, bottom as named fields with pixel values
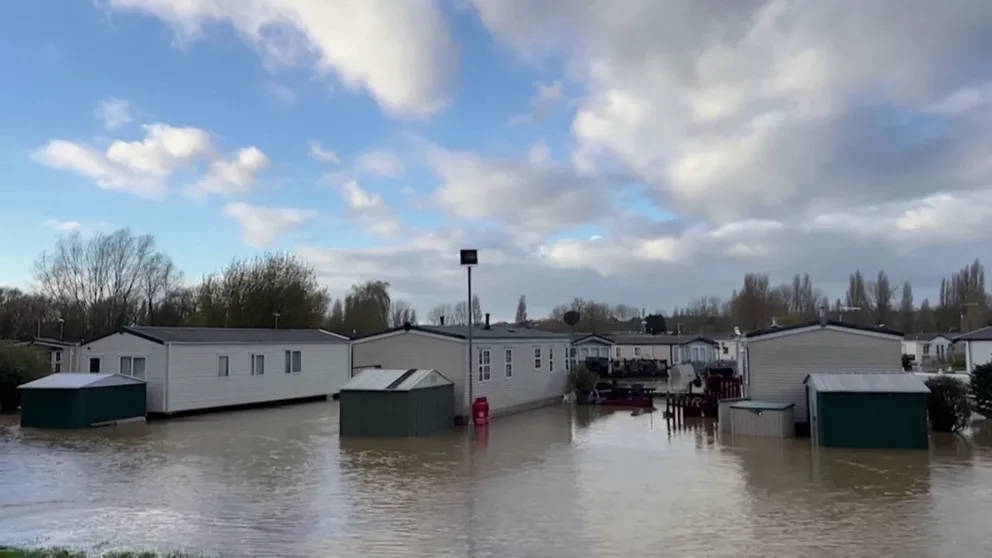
left=563, top=310, right=581, bottom=326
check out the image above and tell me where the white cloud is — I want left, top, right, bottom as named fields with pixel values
left=36, top=1, right=992, bottom=316
left=32, top=139, right=162, bottom=197
left=105, top=123, right=213, bottom=176
left=106, top=0, right=458, bottom=116
left=190, top=147, right=270, bottom=197
left=33, top=123, right=267, bottom=199
left=338, top=180, right=401, bottom=236
left=224, top=202, right=316, bottom=247
left=43, top=219, right=109, bottom=235
left=295, top=183, right=992, bottom=317
left=355, top=149, right=405, bottom=178
left=528, top=142, right=550, bottom=164
left=510, top=80, right=566, bottom=125
left=426, top=145, right=613, bottom=244
left=308, top=140, right=340, bottom=164
left=471, top=0, right=992, bottom=223
left=94, top=98, right=133, bottom=130
left=264, top=82, right=298, bottom=104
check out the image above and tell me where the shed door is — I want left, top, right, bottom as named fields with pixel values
left=89, top=357, right=101, bottom=373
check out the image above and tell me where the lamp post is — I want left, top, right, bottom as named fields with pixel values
left=58, top=318, right=65, bottom=341
left=460, top=249, right=478, bottom=437
left=273, top=312, right=280, bottom=329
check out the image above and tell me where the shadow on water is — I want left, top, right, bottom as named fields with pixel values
left=3, top=402, right=992, bottom=557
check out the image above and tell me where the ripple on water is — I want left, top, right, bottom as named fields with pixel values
left=2, top=403, right=992, bottom=557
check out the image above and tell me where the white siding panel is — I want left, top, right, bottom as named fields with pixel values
left=747, top=328, right=901, bottom=422
left=730, top=407, right=795, bottom=438
left=80, top=332, right=167, bottom=412
left=166, top=343, right=349, bottom=413
left=352, top=333, right=468, bottom=412
left=965, top=340, right=992, bottom=372
left=351, top=332, right=570, bottom=419
left=472, top=339, right=570, bottom=418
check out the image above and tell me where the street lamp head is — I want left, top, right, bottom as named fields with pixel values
left=459, top=249, right=478, bottom=266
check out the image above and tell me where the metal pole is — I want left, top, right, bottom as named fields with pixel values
left=467, top=266, right=474, bottom=440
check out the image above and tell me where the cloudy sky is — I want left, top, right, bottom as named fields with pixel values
left=2, top=0, right=992, bottom=319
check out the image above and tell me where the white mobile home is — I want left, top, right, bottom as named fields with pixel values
left=351, top=321, right=571, bottom=422
left=953, top=326, right=992, bottom=373
left=571, top=334, right=615, bottom=361
left=609, top=334, right=678, bottom=362
left=23, top=338, right=82, bottom=373
left=902, top=333, right=953, bottom=369
left=79, top=326, right=351, bottom=414
left=744, top=319, right=903, bottom=428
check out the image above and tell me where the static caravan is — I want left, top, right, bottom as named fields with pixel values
left=744, top=319, right=903, bottom=432
left=79, top=326, right=351, bottom=414
left=352, top=320, right=570, bottom=422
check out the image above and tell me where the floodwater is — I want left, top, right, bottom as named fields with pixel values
left=2, top=404, right=992, bottom=558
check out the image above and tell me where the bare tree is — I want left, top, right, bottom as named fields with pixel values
left=452, top=294, right=483, bottom=325
left=389, top=300, right=416, bottom=327
left=867, top=270, right=896, bottom=326
left=427, top=303, right=454, bottom=325
left=514, top=295, right=528, bottom=325
left=899, top=281, right=914, bottom=332
left=34, top=228, right=178, bottom=337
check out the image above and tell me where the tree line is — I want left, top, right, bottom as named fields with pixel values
left=0, top=228, right=422, bottom=342
left=524, top=262, right=992, bottom=335
left=1, top=227, right=990, bottom=342
left=665, top=261, right=991, bottom=334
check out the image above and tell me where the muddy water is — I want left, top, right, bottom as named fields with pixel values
left=2, top=403, right=992, bottom=558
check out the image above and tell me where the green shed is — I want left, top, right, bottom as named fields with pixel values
left=805, top=373, right=931, bottom=450
left=339, top=368, right=455, bottom=437
left=18, top=373, right=147, bottom=429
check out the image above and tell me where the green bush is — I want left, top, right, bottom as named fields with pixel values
left=925, top=375, right=972, bottom=433
left=0, top=344, right=50, bottom=411
left=970, top=362, right=992, bottom=417
left=567, top=364, right=599, bottom=393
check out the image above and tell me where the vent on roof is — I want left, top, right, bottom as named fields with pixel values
left=440, top=316, right=445, bottom=326
left=484, top=313, right=491, bottom=330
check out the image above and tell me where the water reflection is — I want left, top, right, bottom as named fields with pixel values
left=2, top=404, right=992, bottom=557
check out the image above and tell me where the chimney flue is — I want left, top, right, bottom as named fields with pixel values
left=484, top=313, right=491, bottom=329
left=818, top=305, right=827, bottom=326
left=440, top=316, right=445, bottom=326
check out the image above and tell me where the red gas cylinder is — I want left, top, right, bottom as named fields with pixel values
left=472, top=396, right=490, bottom=427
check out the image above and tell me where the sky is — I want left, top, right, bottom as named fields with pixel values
left=3, top=0, right=992, bottom=321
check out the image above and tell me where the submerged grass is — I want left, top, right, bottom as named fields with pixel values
left=0, top=548, right=206, bottom=558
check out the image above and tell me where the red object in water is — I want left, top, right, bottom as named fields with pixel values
left=472, top=397, right=489, bottom=427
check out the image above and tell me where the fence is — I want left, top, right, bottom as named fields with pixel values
left=665, top=376, right=743, bottom=426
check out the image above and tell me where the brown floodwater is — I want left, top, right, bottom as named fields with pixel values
left=2, top=402, right=992, bottom=557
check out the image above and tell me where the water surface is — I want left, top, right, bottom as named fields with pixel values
left=2, top=402, right=991, bottom=557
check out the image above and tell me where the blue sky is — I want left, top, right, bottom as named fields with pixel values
left=0, top=1, right=564, bottom=291
left=1, top=1, right=989, bottom=317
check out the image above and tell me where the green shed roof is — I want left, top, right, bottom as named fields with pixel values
left=804, top=373, right=931, bottom=394
left=730, top=400, right=794, bottom=411
left=341, top=368, right=453, bottom=392
left=18, top=373, right=145, bottom=390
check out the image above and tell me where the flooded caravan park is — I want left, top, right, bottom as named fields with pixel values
left=2, top=403, right=992, bottom=558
